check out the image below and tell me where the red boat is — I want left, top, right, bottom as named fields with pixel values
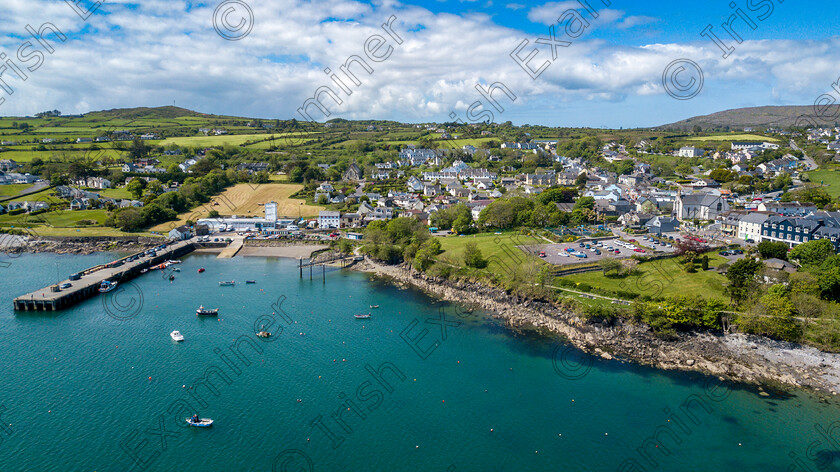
left=198, top=268, right=205, bottom=273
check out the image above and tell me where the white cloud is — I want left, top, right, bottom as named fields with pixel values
left=0, top=0, right=835, bottom=126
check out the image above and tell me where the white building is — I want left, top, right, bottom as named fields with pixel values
left=678, top=146, right=703, bottom=158
left=265, top=201, right=278, bottom=222
left=737, top=213, right=770, bottom=242
left=318, top=211, right=340, bottom=229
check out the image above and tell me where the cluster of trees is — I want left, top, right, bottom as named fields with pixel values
left=360, top=217, right=431, bottom=265
left=476, top=191, right=592, bottom=230
left=107, top=169, right=241, bottom=231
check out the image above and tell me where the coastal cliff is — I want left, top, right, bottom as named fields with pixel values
left=354, top=257, right=840, bottom=396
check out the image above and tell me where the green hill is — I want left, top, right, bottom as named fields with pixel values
left=660, top=105, right=840, bottom=130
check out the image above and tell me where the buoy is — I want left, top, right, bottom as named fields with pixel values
left=490, top=429, right=493, bottom=432
left=149, top=377, right=152, bottom=380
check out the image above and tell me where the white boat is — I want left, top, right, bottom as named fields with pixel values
left=369, top=305, right=379, bottom=309
left=167, top=260, right=182, bottom=264
left=219, top=281, right=235, bottom=286
left=186, top=415, right=213, bottom=427
left=173, top=268, right=181, bottom=272
left=170, top=330, right=184, bottom=342
left=98, top=280, right=118, bottom=293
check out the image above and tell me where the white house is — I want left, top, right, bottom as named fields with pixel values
left=168, top=225, right=193, bottom=240
left=318, top=211, right=340, bottom=229
left=678, top=146, right=703, bottom=158
left=737, top=213, right=770, bottom=242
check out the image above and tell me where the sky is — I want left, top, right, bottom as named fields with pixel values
left=0, top=0, right=838, bottom=128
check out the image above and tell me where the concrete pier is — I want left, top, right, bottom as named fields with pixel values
left=13, top=238, right=197, bottom=311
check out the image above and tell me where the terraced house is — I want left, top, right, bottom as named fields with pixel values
left=760, top=214, right=840, bottom=251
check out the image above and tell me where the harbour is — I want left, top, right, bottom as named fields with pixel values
left=12, top=238, right=204, bottom=311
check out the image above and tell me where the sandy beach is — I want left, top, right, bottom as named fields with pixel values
left=238, top=245, right=329, bottom=259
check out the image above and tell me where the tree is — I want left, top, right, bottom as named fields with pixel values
left=129, top=137, right=149, bottom=160
left=126, top=179, right=145, bottom=199
left=725, top=258, right=763, bottom=304
left=463, top=242, right=487, bottom=268
left=598, top=258, right=622, bottom=276
left=789, top=239, right=835, bottom=267
left=114, top=207, right=145, bottom=231
left=146, top=180, right=164, bottom=196
left=756, top=241, right=789, bottom=260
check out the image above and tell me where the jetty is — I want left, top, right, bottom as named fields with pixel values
left=13, top=238, right=200, bottom=311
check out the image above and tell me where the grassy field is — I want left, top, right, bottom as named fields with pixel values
left=561, top=255, right=730, bottom=300
left=96, top=187, right=134, bottom=199
left=0, top=184, right=34, bottom=197
left=149, top=182, right=324, bottom=231
left=808, top=169, right=840, bottom=198
left=7, top=188, right=64, bottom=204
left=436, top=232, right=547, bottom=275
left=686, top=134, right=779, bottom=142
left=161, top=133, right=285, bottom=148
left=0, top=209, right=108, bottom=227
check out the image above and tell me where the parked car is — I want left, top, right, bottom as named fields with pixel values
left=60, top=282, right=72, bottom=289
left=539, top=251, right=546, bottom=258
left=633, top=248, right=645, bottom=253
left=594, top=249, right=601, bottom=255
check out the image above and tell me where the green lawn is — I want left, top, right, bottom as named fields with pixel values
left=686, top=134, right=779, bottom=142
left=808, top=169, right=840, bottom=198
left=561, top=255, right=730, bottom=300
left=0, top=184, right=34, bottom=197
left=436, top=232, right=547, bottom=276
left=161, top=133, right=285, bottom=147
left=0, top=209, right=108, bottom=227
left=96, top=187, right=134, bottom=199
left=6, top=188, right=64, bottom=204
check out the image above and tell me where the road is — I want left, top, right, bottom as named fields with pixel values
left=790, top=139, right=818, bottom=171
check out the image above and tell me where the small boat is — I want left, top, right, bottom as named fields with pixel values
left=354, top=314, right=371, bottom=319
left=196, top=306, right=219, bottom=316
left=169, top=274, right=175, bottom=281
left=198, top=268, right=205, bottom=273
left=173, top=268, right=181, bottom=272
left=219, top=281, right=235, bottom=286
left=246, top=280, right=256, bottom=284
left=186, top=415, right=213, bottom=427
left=167, top=260, right=181, bottom=264
left=369, top=305, right=379, bottom=309
left=99, top=280, right=118, bottom=293
left=171, top=330, right=184, bottom=342
left=256, top=331, right=271, bottom=338
left=140, top=268, right=149, bottom=274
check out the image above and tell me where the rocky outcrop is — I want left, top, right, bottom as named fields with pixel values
left=7, top=237, right=158, bottom=256
left=354, top=258, right=840, bottom=397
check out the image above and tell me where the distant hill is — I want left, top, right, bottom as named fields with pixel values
left=83, top=106, right=212, bottom=120
left=660, top=105, right=840, bottom=130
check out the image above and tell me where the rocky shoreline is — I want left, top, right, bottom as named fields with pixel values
left=2, top=236, right=160, bottom=256
left=352, top=257, right=840, bottom=397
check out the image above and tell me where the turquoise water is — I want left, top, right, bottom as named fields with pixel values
left=1, top=253, right=840, bottom=471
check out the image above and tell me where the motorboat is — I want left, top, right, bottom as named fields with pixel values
left=246, top=280, right=256, bottom=284
left=354, top=314, right=371, bottom=319
left=196, top=306, right=219, bottom=316
left=186, top=415, right=213, bottom=427
left=140, top=268, right=148, bottom=274
left=369, top=305, right=379, bottom=309
left=98, top=280, right=118, bottom=293
left=219, top=281, right=235, bottom=286
left=256, top=331, right=271, bottom=338
left=173, top=268, right=181, bottom=272
left=171, top=330, right=184, bottom=342
left=169, top=274, right=175, bottom=281
left=167, top=260, right=181, bottom=264
left=198, top=268, right=205, bottom=273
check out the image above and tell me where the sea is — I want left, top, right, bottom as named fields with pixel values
left=0, top=252, right=839, bottom=472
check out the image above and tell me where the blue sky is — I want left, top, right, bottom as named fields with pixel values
left=0, top=0, right=837, bottom=128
